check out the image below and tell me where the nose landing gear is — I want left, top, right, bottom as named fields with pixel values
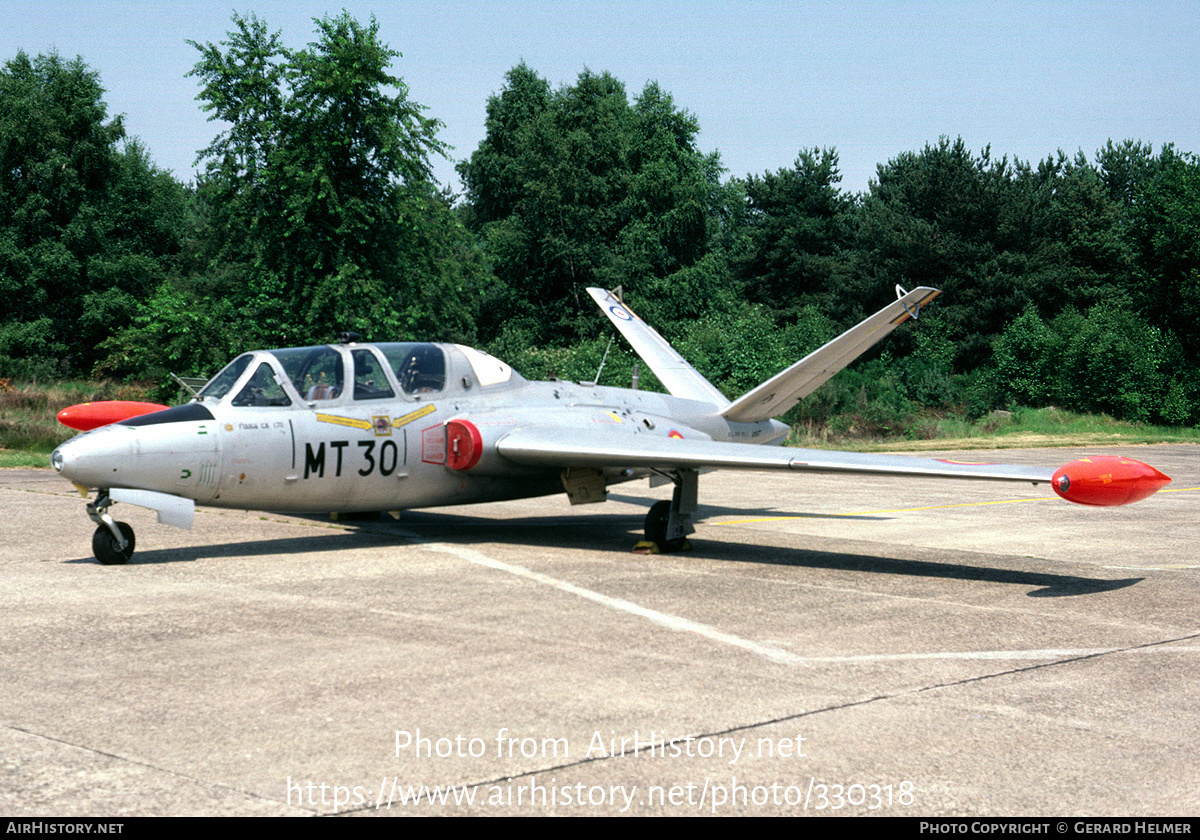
left=87, top=490, right=135, bottom=565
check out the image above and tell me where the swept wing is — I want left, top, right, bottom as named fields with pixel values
left=493, top=425, right=1169, bottom=507
left=496, top=425, right=1051, bottom=483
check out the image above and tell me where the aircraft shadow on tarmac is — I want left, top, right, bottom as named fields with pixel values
left=605, top=492, right=892, bottom=522
left=67, top=503, right=1141, bottom=599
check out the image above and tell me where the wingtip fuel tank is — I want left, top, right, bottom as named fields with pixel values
left=1051, top=456, right=1172, bottom=506
left=56, top=401, right=170, bottom=431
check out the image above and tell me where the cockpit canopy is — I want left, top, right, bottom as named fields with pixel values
left=197, top=342, right=522, bottom=408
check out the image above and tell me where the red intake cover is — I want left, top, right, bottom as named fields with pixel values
left=1052, top=456, right=1172, bottom=506
left=445, top=419, right=483, bottom=471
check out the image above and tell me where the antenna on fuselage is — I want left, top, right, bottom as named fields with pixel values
left=605, top=286, right=639, bottom=388
left=592, top=335, right=615, bottom=385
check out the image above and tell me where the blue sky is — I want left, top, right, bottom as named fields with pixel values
left=6, top=0, right=1199, bottom=195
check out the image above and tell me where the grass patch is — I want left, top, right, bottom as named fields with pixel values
left=792, top=406, right=1200, bottom=451
left=0, top=378, right=156, bottom=466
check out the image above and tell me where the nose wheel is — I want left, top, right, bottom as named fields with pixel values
left=86, top=490, right=136, bottom=565
left=92, top=521, right=135, bottom=565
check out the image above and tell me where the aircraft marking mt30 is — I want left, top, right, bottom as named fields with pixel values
left=52, top=286, right=1171, bottom=564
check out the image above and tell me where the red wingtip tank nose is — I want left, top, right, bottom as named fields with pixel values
left=1051, top=455, right=1172, bottom=506
left=56, top=401, right=170, bottom=431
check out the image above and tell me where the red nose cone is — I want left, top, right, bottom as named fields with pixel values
left=1052, top=456, right=1172, bottom=506
left=56, top=401, right=171, bottom=431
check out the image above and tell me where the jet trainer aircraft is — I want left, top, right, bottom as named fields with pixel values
left=52, top=286, right=1171, bottom=564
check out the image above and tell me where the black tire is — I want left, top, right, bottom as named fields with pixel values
left=644, top=500, right=685, bottom=552
left=92, top=522, right=135, bottom=565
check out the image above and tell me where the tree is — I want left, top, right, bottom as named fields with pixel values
left=457, top=62, right=550, bottom=228
left=185, top=13, right=287, bottom=277
left=731, top=148, right=854, bottom=323
left=989, top=306, right=1064, bottom=407
left=0, top=51, right=185, bottom=377
left=275, top=14, right=447, bottom=290
left=188, top=14, right=286, bottom=190
left=179, top=12, right=473, bottom=350
left=1126, top=146, right=1200, bottom=352
left=100, top=12, right=484, bottom=383
left=850, top=138, right=1144, bottom=374
left=458, top=66, right=726, bottom=346
left=853, top=138, right=1014, bottom=363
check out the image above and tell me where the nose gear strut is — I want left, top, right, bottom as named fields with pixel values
left=86, top=490, right=136, bottom=565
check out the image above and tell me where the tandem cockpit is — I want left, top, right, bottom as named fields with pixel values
left=196, top=341, right=525, bottom=409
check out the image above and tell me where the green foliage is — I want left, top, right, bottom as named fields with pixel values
left=1060, top=303, right=1162, bottom=423
left=673, top=302, right=835, bottom=401
left=990, top=306, right=1063, bottom=407
left=0, top=317, right=59, bottom=378
left=458, top=65, right=725, bottom=346
left=620, top=252, right=740, bottom=344
left=732, top=148, right=855, bottom=322
left=1125, top=146, right=1200, bottom=355
left=977, top=302, right=1197, bottom=426
left=822, top=359, right=918, bottom=439
left=155, top=12, right=480, bottom=358
left=94, top=280, right=240, bottom=400
left=0, top=52, right=185, bottom=376
left=853, top=139, right=1137, bottom=370
left=484, top=323, right=660, bottom=393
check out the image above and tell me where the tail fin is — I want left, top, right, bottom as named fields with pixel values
left=587, top=287, right=729, bottom=407
left=720, top=286, right=940, bottom=423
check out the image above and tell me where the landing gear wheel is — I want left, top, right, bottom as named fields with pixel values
left=644, top=500, right=686, bottom=553
left=92, top=522, right=135, bottom=565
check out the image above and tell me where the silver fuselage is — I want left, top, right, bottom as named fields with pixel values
left=53, top=342, right=787, bottom=514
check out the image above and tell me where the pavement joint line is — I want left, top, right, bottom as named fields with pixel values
left=335, top=630, right=1200, bottom=815
left=907, top=630, right=1200, bottom=696
left=2, top=722, right=295, bottom=813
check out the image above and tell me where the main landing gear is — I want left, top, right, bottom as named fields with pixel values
left=637, top=469, right=698, bottom=554
left=87, top=490, right=135, bottom=565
